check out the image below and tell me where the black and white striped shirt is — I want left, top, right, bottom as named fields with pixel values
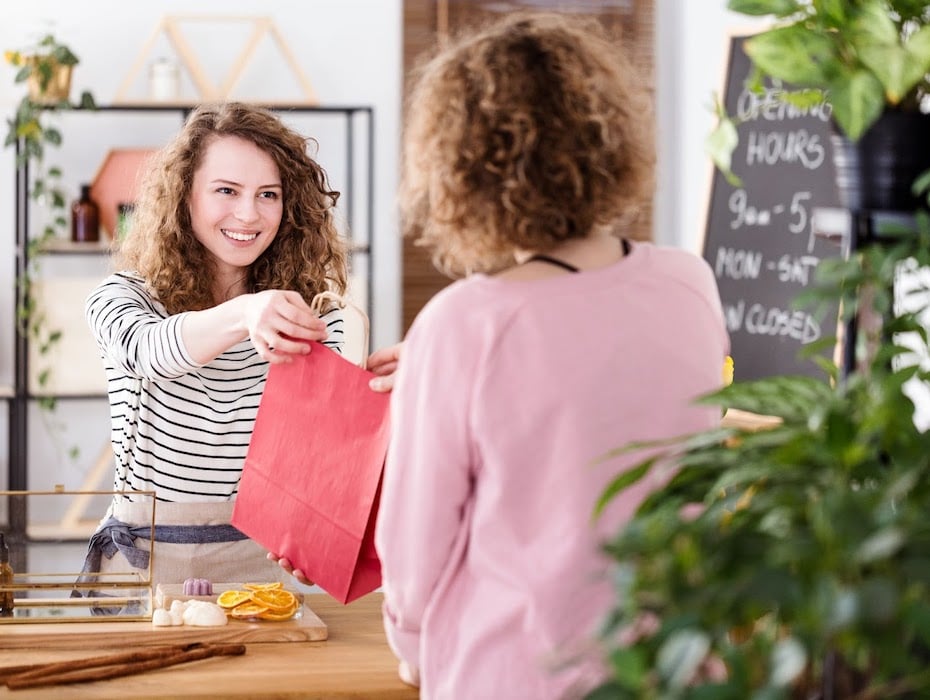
left=85, top=272, right=344, bottom=502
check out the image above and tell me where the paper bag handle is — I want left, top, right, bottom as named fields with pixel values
left=310, top=291, right=370, bottom=370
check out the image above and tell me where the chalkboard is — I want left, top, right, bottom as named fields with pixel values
left=703, top=35, right=845, bottom=381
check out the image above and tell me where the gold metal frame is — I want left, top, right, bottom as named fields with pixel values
left=0, top=489, right=155, bottom=623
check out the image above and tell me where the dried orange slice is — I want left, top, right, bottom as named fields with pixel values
left=250, top=588, right=297, bottom=612
left=230, top=601, right=270, bottom=619
left=216, top=590, right=252, bottom=609
left=243, top=582, right=283, bottom=591
left=258, top=600, right=300, bottom=621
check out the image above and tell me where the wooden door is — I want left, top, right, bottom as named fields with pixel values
left=401, top=0, right=655, bottom=333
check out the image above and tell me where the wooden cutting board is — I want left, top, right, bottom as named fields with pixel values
left=0, top=585, right=327, bottom=649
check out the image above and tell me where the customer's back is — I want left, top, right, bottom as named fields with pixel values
left=374, top=11, right=729, bottom=699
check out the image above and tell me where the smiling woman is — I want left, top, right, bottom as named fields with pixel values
left=75, top=103, right=350, bottom=600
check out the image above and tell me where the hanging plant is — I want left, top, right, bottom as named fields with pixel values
left=706, top=0, right=930, bottom=186
left=5, top=33, right=95, bottom=458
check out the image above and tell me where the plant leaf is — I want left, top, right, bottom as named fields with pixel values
left=855, top=528, right=904, bottom=564
left=657, top=628, right=711, bottom=688
left=826, top=68, right=886, bottom=141
left=768, top=636, right=807, bottom=687
left=743, top=25, right=836, bottom=86
left=594, top=458, right=657, bottom=518
left=815, top=0, right=847, bottom=25
left=706, top=114, right=741, bottom=187
left=43, top=127, right=62, bottom=146
left=855, top=12, right=930, bottom=104
left=608, top=647, right=647, bottom=690
left=726, top=0, right=800, bottom=16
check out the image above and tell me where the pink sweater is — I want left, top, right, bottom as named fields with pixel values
left=375, top=242, right=729, bottom=699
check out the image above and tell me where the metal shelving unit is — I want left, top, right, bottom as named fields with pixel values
left=6, top=104, right=374, bottom=552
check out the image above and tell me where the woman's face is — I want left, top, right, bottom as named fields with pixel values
left=189, top=134, right=284, bottom=287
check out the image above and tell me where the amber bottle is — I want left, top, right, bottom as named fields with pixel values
left=71, top=184, right=100, bottom=243
left=0, top=532, right=13, bottom=617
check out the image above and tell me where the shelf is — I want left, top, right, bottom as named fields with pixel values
left=26, top=394, right=107, bottom=401
left=38, top=239, right=112, bottom=255
left=10, top=102, right=375, bottom=551
left=110, top=99, right=315, bottom=109
left=28, top=521, right=99, bottom=542
left=52, top=103, right=373, bottom=115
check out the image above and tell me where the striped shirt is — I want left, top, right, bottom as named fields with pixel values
left=85, top=272, right=344, bottom=502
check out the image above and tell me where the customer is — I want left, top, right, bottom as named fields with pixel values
left=374, top=12, right=730, bottom=699
left=80, top=102, right=348, bottom=590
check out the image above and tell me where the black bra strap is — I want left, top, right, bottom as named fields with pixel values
left=527, top=239, right=631, bottom=273
left=526, top=254, right=579, bottom=273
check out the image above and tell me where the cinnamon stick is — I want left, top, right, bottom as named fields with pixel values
left=5, top=643, right=245, bottom=690
left=0, top=643, right=200, bottom=683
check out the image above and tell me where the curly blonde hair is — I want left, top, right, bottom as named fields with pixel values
left=117, top=102, right=347, bottom=313
left=401, top=12, right=655, bottom=277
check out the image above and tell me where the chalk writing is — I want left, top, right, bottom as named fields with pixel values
left=715, top=246, right=820, bottom=287
left=702, top=36, right=843, bottom=381
left=724, top=300, right=821, bottom=344
left=715, top=247, right=762, bottom=280
left=745, top=129, right=825, bottom=170
left=736, top=82, right=832, bottom=123
left=768, top=254, right=820, bottom=286
left=728, top=189, right=812, bottom=247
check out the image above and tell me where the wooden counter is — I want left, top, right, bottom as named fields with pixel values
left=0, top=593, right=419, bottom=699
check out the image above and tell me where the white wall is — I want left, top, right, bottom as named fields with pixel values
left=655, top=0, right=762, bottom=253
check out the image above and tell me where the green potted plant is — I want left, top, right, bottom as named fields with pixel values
left=5, top=33, right=77, bottom=106
left=4, top=33, right=95, bottom=423
left=587, top=211, right=930, bottom=696
left=708, top=0, right=930, bottom=210
left=5, top=34, right=95, bottom=159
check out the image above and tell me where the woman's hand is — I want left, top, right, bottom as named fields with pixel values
left=243, top=290, right=329, bottom=364
left=368, top=342, right=403, bottom=392
left=182, top=289, right=327, bottom=366
left=266, top=551, right=314, bottom=586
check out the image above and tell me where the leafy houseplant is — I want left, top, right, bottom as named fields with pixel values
left=707, top=0, right=930, bottom=193
left=5, top=34, right=95, bottom=429
left=588, top=212, right=930, bottom=697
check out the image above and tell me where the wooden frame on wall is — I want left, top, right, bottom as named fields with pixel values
left=112, top=15, right=318, bottom=105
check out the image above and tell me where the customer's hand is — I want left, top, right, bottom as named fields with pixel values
left=266, top=551, right=314, bottom=586
left=398, top=660, right=420, bottom=688
left=368, top=342, right=403, bottom=392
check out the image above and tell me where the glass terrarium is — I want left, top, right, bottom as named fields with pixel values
left=0, top=489, right=154, bottom=623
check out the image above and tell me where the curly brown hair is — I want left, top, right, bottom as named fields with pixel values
left=117, top=102, right=347, bottom=313
left=401, top=12, right=655, bottom=277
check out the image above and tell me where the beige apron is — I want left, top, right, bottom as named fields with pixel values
left=96, top=500, right=288, bottom=587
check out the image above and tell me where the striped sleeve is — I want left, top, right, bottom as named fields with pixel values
left=85, top=273, right=202, bottom=380
left=320, top=305, right=345, bottom=355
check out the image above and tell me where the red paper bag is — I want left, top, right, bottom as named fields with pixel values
left=232, top=338, right=391, bottom=604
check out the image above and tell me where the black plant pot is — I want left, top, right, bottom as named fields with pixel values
left=830, top=110, right=930, bottom=212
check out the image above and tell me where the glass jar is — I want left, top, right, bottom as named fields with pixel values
left=149, top=58, right=179, bottom=101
